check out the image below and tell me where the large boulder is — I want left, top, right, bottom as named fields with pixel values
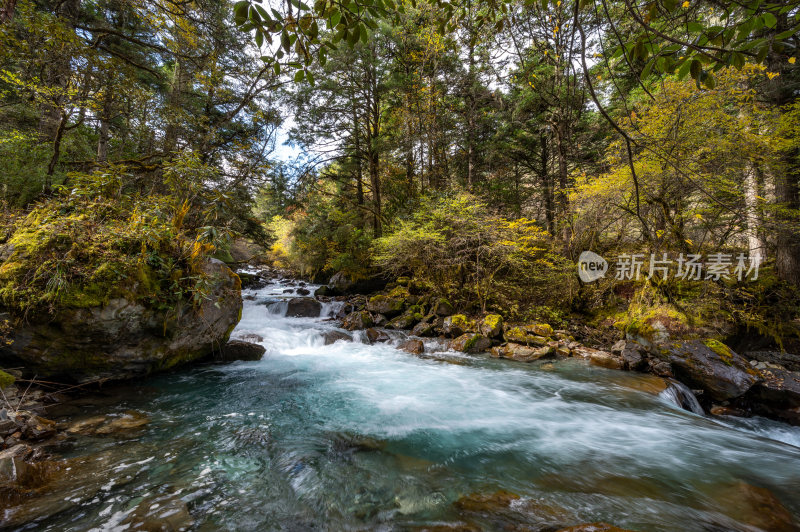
left=657, top=340, right=759, bottom=402
left=285, top=297, right=321, bottom=317
left=0, top=259, right=242, bottom=383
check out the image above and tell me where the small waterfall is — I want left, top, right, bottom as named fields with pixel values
left=319, top=300, right=345, bottom=318
left=265, top=300, right=289, bottom=317
left=659, top=380, right=705, bottom=415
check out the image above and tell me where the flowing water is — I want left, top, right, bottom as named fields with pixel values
left=15, top=281, right=800, bottom=531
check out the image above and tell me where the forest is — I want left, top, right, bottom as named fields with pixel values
left=1, top=0, right=800, bottom=529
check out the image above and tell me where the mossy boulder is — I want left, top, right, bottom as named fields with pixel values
left=478, top=314, right=504, bottom=338
left=656, top=340, right=758, bottom=402
left=449, top=333, right=492, bottom=353
left=434, top=298, right=455, bottom=317
left=504, top=327, right=548, bottom=346
left=0, top=258, right=242, bottom=383
left=386, top=306, right=424, bottom=330
left=411, top=320, right=436, bottom=337
left=442, top=314, right=474, bottom=338
left=366, top=293, right=405, bottom=318
left=342, top=310, right=373, bottom=331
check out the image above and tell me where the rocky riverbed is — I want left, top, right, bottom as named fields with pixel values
left=1, top=270, right=799, bottom=530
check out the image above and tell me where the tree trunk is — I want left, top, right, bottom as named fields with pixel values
left=743, top=160, right=764, bottom=265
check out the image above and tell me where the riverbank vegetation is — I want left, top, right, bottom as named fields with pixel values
left=0, top=0, right=799, bottom=350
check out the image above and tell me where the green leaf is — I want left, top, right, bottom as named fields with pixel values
left=255, top=29, right=264, bottom=47
left=359, top=23, right=368, bottom=43
left=234, top=1, right=249, bottom=25
left=687, top=21, right=703, bottom=33
left=330, top=11, right=342, bottom=28
left=689, top=58, right=702, bottom=79
left=677, top=58, right=692, bottom=79
left=295, top=69, right=305, bottom=82
left=763, top=12, right=777, bottom=28
left=306, top=70, right=315, bottom=86
left=274, top=63, right=281, bottom=75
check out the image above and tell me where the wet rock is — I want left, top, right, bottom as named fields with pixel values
left=449, top=333, right=492, bottom=353
left=589, top=351, right=624, bottom=370
left=286, top=297, right=322, bottom=317
left=504, top=326, right=548, bottom=346
left=491, top=343, right=554, bottom=362
left=442, top=315, right=473, bottom=338
left=342, top=311, right=373, bottom=331
left=613, top=374, right=669, bottom=395
left=411, top=321, right=436, bottom=337
left=744, top=366, right=800, bottom=425
left=66, top=411, right=149, bottom=436
left=434, top=298, right=455, bottom=317
left=283, top=288, right=294, bottom=294
left=710, top=481, right=796, bottom=532
left=658, top=340, right=758, bottom=402
left=398, top=339, right=425, bottom=355
left=220, top=340, right=265, bottom=362
left=709, top=405, right=748, bottom=417
left=314, top=285, right=331, bottom=297
left=121, top=494, right=194, bottom=531
left=322, top=330, right=353, bottom=345
left=478, top=314, right=503, bottom=339
left=296, top=287, right=311, bottom=296
left=365, top=328, right=390, bottom=344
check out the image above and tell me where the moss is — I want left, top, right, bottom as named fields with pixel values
left=447, top=314, right=473, bottom=330
left=483, top=314, right=503, bottom=330
left=703, top=339, right=734, bottom=361
left=0, top=370, right=15, bottom=388
left=388, top=285, right=410, bottom=298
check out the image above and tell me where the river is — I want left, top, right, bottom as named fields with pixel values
left=20, top=280, right=800, bottom=531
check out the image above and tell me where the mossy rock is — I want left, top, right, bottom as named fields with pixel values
left=526, top=323, right=553, bottom=337
left=0, top=259, right=242, bottom=383
left=366, top=294, right=405, bottom=318
left=450, top=333, right=492, bottom=353
left=504, top=327, right=548, bottom=346
left=442, top=314, right=474, bottom=337
left=396, top=276, right=411, bottom=286
left=479, top=314, right=504, bottom=338
left=434, top=298, right=455, bottom=317
left=0, top=369, right=15, bottom=388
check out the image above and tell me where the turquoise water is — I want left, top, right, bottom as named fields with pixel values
left=19, top=282, right=800, bottom=531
